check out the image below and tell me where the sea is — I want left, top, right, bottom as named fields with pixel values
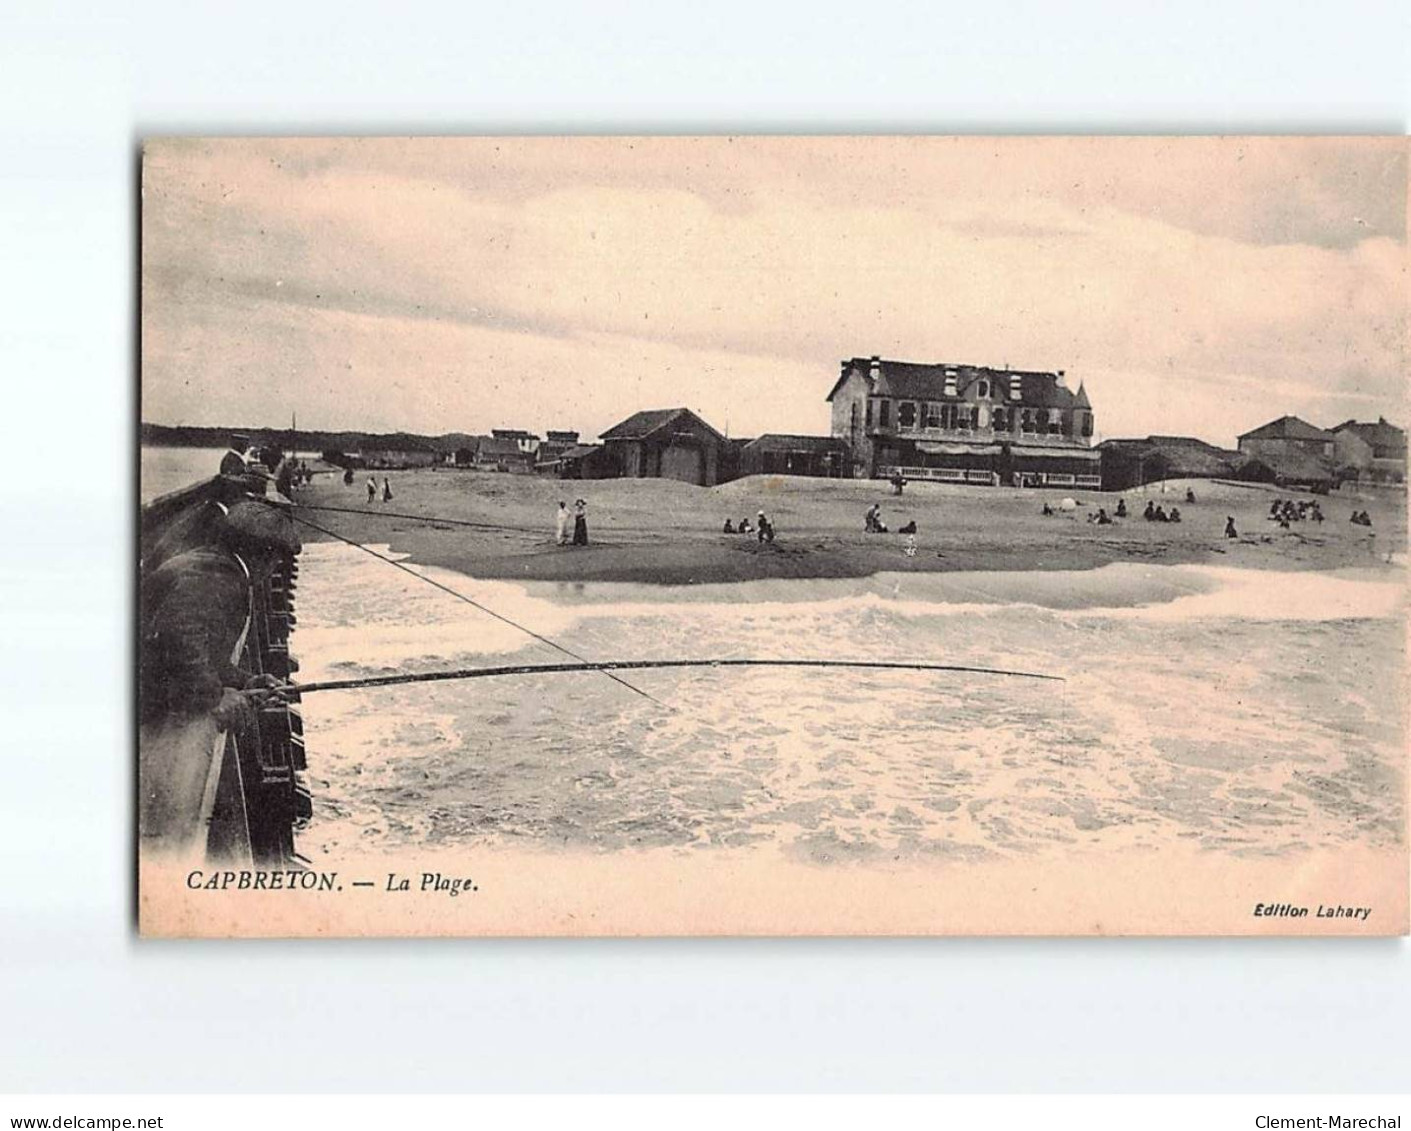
left=140, top=445, right=325, bottom=503
left=289, top=544, right=1407, bottom=865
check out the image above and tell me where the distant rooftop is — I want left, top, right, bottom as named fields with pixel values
left=1238, top=415, right=1334, bottom=443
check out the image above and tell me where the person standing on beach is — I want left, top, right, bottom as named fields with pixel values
left=382, top=477, right=393, bottom=503
left=572, top=499, right=589, bottom=545
left=366, top=476, right=377, bottom=504
left=556, top=501, right=571, bottom=545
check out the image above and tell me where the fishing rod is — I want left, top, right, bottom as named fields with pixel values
left=272, top=505, right=668, bottom=709
left=283, top=658, right=1066, bottom=695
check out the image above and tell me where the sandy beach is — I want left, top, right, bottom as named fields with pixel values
left=290, top=467, right=1406, bottom=585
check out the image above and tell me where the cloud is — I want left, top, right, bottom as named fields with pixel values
left=142, top=137, right=1406, bottom=448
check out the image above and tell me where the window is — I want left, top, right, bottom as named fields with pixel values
left=992, top=408, right=1007, bottom=432
left=850, top=403, right=858, bottom=433
left=1081, top=413, right=1094, bottom=438
left=924, top=402, right=941, bottom=429
left=1021, top=410, right=1035, bottom=434
left=865, top=399, right=873, bottom=427
left=879, top=399, right=891, bottom=427
left=977, top=380, right=990, bottom=399
left=898, top=402, right=917, bottom=428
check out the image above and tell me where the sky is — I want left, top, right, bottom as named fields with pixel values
left=142, top=136, right=1406, bottom=449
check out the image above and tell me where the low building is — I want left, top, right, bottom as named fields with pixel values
left=826, top=355, right=1099, bottom=487
left=1237, top=416, right=1336, bottom=462
left=472, top=428, right=539, bottom=472
left=553, top=443, right=614, bottom=480
left=1235, top=449, right=1335, bottom=492
left=1330, top=418, right=1406, bottom=485
left=535, top=429, right=582, bottom=471
left=353, top=448, right=439, bottom=469
left=1097, top=435, right=1241, bottom=492
left=598, top=407, right=729, bottom=486
left=739, top=434, right=852, bottom=478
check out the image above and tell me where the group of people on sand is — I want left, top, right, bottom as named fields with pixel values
left=556, top=499, right=590, bottom=546
left=1350, top=509, right=1374, bottom=528
left=723, top=510, right=776, bottom=543
left=1142, top=500, right=1182, bottom=524
left=1267, top=497, right=1325, bottom=529
left=864, top=502, right=916, bottom=535
left=360, top=475, right=393, bottom=504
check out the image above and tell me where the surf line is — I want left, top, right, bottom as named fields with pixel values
left=290, top=501, right=536, bottom=536
left=273, top=505, right=668, bottom=708
left=289, top=658, right=1066, bottom=696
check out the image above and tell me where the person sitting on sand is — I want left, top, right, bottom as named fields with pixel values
left=343, top=467, right=354, bottom=486
left=757, top=510, right=774, bottom=544
left=573, top=498, right=589, bottom=545
left=1185, top=488, right=1196, bottom=504
left=1096, top=508, right=1113, bottom=525
left=1143, top=500, right=1156, bottom=521
left=898, top=519, right=917, bottom=534
left=865, top=503, right=888, bottom=533
left=1115, top=498, right=1127, bottom=518
left=1270, top=500, right=1284, bottom=519
left=738, top=516, right=753, bottom=535
left=1153, top=505, right=1169, bottom=523
left=1042, top=503, right=1054, bottom=516
left=723, top=518, right=734, bottom=534
left=556, top=501, right=571, bottom=545
left=1225, top=516, right=1238, bottom=539
left=1168, top=507, right=1181, bottom=523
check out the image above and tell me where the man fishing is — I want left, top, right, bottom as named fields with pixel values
left=139, top=496, right=301, bottom=856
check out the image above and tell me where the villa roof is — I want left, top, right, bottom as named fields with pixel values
left=826, top=357, right=1083, bottom=409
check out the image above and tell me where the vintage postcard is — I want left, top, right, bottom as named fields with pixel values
left=138, top=136, right=1408, bottom=936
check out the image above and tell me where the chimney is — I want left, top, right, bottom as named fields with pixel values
left=868, top=356, right=881, bottom=380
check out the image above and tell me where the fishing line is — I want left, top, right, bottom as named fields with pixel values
left=291, top=500, right=538, bottom=536
left=274, top=506, right=668, bottom=708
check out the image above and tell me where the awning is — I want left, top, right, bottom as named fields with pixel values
left=1009, top=446, right=1100, bottom=461
left=914, top=442, right=1002, bottom=456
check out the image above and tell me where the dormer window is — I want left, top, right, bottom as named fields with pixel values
left=977, top=380, right=990, bottom=399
